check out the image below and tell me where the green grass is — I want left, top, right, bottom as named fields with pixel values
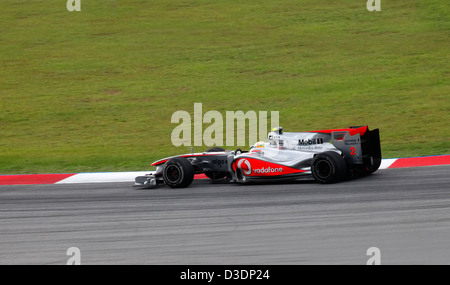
left=0, top=0, right=449, bottom=174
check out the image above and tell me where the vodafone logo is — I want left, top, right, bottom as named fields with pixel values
left=237, top=159, right=284, bottom=176
left=253, top=167, right=283, bottom=174
left=237, top=159, right=252, bottom=175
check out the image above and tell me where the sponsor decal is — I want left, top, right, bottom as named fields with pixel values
left=344, top=138, right=360, bottom=145
left=236, top=158, right=307, bottom=176
left=237, top=159, right=284, bottom=175
left=237, top=159, right=252, bottom=175
left=298, top=138, right=324, bottom=146
left=287, top=145, right=324, bottom=151
left=212, top=159, right=226, bottom=168
left=253, top=167, right=283, bottom=174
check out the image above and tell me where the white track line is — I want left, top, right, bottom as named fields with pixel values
left=379, top=158, right=398, bottom=169
left=56, top=171, right=154, bottom=184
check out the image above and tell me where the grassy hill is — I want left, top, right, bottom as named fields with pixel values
left=0, top=0, right=448, bottom=174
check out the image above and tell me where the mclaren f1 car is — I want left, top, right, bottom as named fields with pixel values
left=134, top=126, right=381, bottom=189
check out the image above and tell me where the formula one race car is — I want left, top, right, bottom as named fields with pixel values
left=134, top=126, right=381, bottom=189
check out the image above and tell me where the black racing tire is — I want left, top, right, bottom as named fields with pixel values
left=204, top=147, right=227, bottom=180
left=162, top=157, right=194, bottom=188
left=311, top=151, right=349, bottom=184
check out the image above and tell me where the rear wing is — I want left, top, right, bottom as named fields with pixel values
left=331, top=127, right=381, bottom=169
left=360, top=128, right=382, bottom=172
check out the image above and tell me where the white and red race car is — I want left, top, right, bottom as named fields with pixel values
left=134, top=126, right=381, bottom=188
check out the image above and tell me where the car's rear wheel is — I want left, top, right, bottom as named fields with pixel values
left=204, top=147, right=228, bottom=180
left=162, top=157, right=194, bottom=188
left=311, top=151, right=348, bottom=183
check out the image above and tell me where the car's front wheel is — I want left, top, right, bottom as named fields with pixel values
left=162, top=157, right=194, bottom=188
left=311, top=151, right=348, bottom=183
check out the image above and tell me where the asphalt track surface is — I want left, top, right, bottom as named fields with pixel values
left=1, top=165, right=449, bottom=265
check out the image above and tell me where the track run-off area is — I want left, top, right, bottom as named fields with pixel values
left=1, top=163, right=450, bottom=264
